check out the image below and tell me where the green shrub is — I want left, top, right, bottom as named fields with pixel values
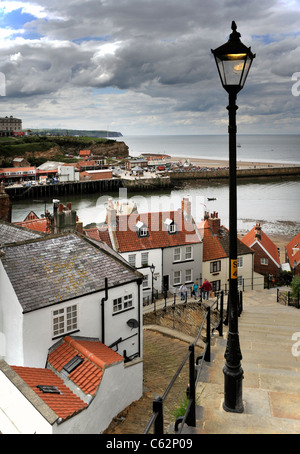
left=291, top=276, right=300, bottom=297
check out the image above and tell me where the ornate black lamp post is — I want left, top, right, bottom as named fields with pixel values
left=211, top=21, right=255, bottom=413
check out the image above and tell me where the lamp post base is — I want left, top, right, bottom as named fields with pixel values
left=223, top=330, right=244, bottom=413
left=223, top=365, right=244, bottom=413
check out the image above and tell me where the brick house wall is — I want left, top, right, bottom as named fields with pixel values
left=251, top=242, right=280, bottom=277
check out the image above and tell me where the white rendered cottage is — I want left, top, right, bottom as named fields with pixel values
left=0, top=230, right=144, bottom=434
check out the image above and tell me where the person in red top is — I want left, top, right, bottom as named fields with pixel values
left=201, top=279, right=212, bottom=300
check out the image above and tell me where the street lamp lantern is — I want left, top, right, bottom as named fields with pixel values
left=211, top=21, right=255, bottom=94
left=211, top=21, right=255, bottom=414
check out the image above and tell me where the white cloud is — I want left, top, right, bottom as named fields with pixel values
left=0, top=0, right=299, bottom=134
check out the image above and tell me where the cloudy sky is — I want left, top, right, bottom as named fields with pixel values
left=0, top=0, right=299, bottom=135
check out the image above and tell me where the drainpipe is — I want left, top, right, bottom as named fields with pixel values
left=101, top=278, right=108, bottom=344
left=138, top=279, right=142, bottom=357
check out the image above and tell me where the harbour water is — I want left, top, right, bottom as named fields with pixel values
left=11, top=134, right=300, bottom=238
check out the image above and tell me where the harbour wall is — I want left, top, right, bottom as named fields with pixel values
left=5, top=166, right=300, bottom=199
left=6, top=178, right=123, bottom=199
left=168, top=166, right=300, bottom=181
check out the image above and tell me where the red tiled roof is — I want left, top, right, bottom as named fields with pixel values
left=48, top=336, right=123, bottom=396
left=14, top=218, right=50, bottom=233
left=198, top=220, right=227, bottom=261
left=84, top=227, right=112, bottom=248
left=285, top=232, right=300, bottom=268
left=11, top=365, right=88, bottom=421
left=79, top=150, right=91, bottom=156
left=0, top=167, right=35, bottom=173
left=241, top=225, right=280, bottom=266
left=111, top=210, right=201, bottom=252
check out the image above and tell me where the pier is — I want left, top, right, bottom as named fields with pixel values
left=6, top=178, right=122, bottom=199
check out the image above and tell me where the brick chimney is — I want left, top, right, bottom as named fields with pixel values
left=105, top=198, right=117, bottom=229
left=53, top=200, right=77, bottom=234
left=105, top=198, right=119, bottom=251
left=254, top=223, right=261, bottom=241
left=0, top=182, right=12, bottom=223
left=208, top=211, right=220, bottom=235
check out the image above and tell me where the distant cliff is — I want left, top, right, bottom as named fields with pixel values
left=0, top=135, right=129, bottom=164
left=30, top=128, right=123, bottom=138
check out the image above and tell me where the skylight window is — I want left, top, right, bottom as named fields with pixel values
left=63, top=355, right=84, bottom=374
left=37, top=385, right=61, bottom=394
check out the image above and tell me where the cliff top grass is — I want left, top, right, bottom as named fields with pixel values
left=0, top=135, right=115, bottom=159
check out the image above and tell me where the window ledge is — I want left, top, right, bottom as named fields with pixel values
left=112, top=306, right=135, bottom=316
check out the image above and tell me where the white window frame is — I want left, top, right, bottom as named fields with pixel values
left=128, top=254, right=136, bottom=267
left=141, top=252, right=149, bottom=266
left=169, top=223, right=176, bottom=233
left=261, top=257, right=269, bottom=265
left=238, top=256, right=243, bottom=268
left=174, top=247, right=181, bottom=262
left=143, top=275, right=149, bottom=288
left=185, top=245, right=192, bottom=260
left=52, top=304, right=78, bottom=338
left=185, top=269, right=192, bottom=283
left=113, top=294, right=133, bottom=313
left=113, top=297, right=123, bottom=313
left=139, top=227, right=148, bottom=237
left=124, top=294, right=133, bottom=310
left=210, top=260, right=221, bottom=273
left=173, top=270, right=181, bottom=285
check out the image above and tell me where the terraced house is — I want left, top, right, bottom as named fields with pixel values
left=85, top=197, right=203, bottom=302
left=198, top=212, right=262, bottom=292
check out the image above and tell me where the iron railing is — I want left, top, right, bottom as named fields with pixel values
left=277, top=289, right=300, bottom=309
left=143, top=291, right=226, bottom=435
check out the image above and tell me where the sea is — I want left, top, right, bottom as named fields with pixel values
left=11, top=134, right=300, bottom=238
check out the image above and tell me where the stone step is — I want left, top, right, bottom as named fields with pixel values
left=181, top=290, right=300, bottom=434
left=182, top=382, right=300, bottom=434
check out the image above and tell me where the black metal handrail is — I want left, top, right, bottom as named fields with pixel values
left=143, top=291, right=225, bottom=435
left=277, top=288, right=300, bottom=309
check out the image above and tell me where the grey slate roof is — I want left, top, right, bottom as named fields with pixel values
left=0, top=221, right=44, bottom=245
left=1, top=233, right=142, bottom=313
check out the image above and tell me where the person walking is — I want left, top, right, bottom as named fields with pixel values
left=179, top=283, right=187, bottom=301
left=191, top=280, right=199, bottom=299
left=200, top=278, right=212, bottom=300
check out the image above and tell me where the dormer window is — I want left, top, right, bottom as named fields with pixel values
left=164, top=218, right=176, bottom=234
left=136, top=221, right=149, bottom=237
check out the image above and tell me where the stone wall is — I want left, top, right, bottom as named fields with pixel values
left=169, top=166, right=300, bottom=181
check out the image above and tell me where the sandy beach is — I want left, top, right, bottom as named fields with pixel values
left=169, top=156, right=300, bottom=170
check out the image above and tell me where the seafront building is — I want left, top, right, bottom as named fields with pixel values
left=0, top=116, right=22, bottom=136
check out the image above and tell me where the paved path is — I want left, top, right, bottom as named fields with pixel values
left=183, top=288, right=300, bottom=434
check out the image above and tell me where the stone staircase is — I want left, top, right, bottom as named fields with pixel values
left=182, top=288, right=300, bottom=434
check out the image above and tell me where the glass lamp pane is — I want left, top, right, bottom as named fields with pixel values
left=240, top=55, right=252, bottom=87
left=221, top=54, right=247, bottom=87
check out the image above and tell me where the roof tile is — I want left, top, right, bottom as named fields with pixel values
left=48, top=336, right=123, bottom=396
left=11, top=366, right=88, bottom=421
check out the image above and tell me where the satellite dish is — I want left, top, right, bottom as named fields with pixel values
left=127, top=318, right=139, bottom=329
